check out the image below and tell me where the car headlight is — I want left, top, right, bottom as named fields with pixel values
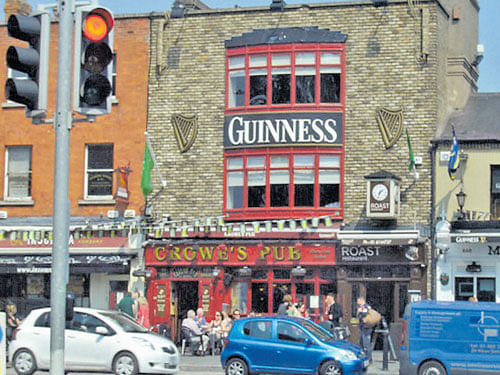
left=162, top=345, right=176, bottom=354
left=340, top=349, right=357, bottom=361
left=132, top=337, right=155, bottom=350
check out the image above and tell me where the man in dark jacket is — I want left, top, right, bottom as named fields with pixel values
left=326, top=293, right=343, bottom=327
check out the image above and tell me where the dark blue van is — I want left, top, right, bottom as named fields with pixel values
left=400, top=300, right=500, bottom=375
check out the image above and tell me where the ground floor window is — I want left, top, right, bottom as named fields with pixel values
left=455, top=276, right=495, bottom=302
left=231, top=267, right=336, bottom=319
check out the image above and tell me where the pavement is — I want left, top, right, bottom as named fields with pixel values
left=5, top=350, right=398, bottom=375
left=180, top=350, right=399, bottom=375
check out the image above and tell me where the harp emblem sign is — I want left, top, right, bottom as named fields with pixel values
left=171, top=114, right=198, bottom=153
left=375, top=108, right=404, bottom=149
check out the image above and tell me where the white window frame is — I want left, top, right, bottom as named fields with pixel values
left=84, top=144, right=114, bottom=200
left=4, top=146, right=32, bottom=200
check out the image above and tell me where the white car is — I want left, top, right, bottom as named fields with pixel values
left=8, top=307, right=179, bottom=375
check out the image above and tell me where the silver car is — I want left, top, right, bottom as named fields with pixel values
left=8, top=307, right=179, bottom=375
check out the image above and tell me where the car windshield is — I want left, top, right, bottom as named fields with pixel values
left=100, top=311, right=149, bottom=333
left=297, top=319, right=336, bottom=342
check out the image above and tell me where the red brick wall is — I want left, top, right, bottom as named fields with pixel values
left=0, top=15, right=150, bottom=217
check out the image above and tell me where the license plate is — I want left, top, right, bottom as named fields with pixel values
left=364, top=360, right=370, bottom=367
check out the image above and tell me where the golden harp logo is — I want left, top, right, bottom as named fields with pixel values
left=171, top=114, right=198, bottom=153
left=375, top=108, right=404, bottom=149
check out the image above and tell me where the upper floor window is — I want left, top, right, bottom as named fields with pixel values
left=4, top=146, right=32, bottom=199
left=227, top=46, right=343, bottom=111
left=85, top=144, right=113, bottom=199
left=491, top=165, right=500, bottom=218
left=225, top=149, right=342, bottom=220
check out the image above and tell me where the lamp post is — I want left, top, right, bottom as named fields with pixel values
left=456, top=189, right=466, bottom=219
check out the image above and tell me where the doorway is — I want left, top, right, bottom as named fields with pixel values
left=366, top=281, right=394, bottom=350
left=172, top=281, right=198, bottom=343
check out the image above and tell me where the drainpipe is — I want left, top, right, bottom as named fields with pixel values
left=430, top=141, right=437, bottom=299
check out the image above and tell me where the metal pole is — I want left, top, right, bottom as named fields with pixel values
left=50, top=0, right=74, bottom=373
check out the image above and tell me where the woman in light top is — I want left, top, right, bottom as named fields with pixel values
left=221, top=311, right=232, bottom=337
left=136, top=296, right=151, bottom=329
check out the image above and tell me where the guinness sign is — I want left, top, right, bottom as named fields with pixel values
left=224, top=112, right=343, bottom=149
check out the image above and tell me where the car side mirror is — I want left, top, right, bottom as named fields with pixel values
left=304, top=338, right=312, bottom=345
left=95, top=326, right=110, bottom=335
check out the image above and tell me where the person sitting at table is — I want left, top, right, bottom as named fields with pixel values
left=221, top=311, right=232, bottom=337
left=195, top=307, right=209, bottom=332
left=208, top=311, right=224, bottom=353
left=182, top=309, right=209, bottom=355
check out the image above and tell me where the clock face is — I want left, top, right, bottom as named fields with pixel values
left=372, top=183, right=388, bottom=201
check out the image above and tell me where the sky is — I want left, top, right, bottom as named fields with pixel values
left=3, top=0, right=498, bottom=92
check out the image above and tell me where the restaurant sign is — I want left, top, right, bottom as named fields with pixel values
left=336, top=245, right=421, bottom=264
left=224, top=112, right=343, bottom=149
left=145, top=243, right=335, bottom=266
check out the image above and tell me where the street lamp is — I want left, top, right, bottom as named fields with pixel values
left=456, top=189, right=466, bottom=219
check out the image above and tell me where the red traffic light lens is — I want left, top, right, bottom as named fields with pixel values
left=83, top=8, right=113, bottom=41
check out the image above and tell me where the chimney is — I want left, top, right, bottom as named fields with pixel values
left=178, top=0, right=210, bottom=11
left=4, top=0, right=32, bottom=21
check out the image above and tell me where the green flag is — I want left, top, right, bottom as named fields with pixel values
left=141, top=141, right=155, bottom=198
left=406, top=127, right=415, bottom=172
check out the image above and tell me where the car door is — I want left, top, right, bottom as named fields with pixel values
left=239, top=320, right=276, bottom=372
left=274, top=321, right=319, bottom=373
left=65, top=312, right=113, bottom=370
left=29, top=311, right=52, bottom=369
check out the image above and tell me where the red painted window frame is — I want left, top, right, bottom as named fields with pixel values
left=224, top=42, right=345, bottom=221
left=225, top=43, right=345, bottom=113
left=224, top=147, right=344, bottom=220
left=233, top=268, right=334, bottom=319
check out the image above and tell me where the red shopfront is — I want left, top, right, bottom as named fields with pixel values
left=144, top=240, right=339, bottom=340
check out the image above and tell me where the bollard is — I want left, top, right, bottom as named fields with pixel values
left=382, top=330, right=389, bottom=371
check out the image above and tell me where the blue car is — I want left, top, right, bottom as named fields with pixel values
left=220, top=315, right=368, bottom=375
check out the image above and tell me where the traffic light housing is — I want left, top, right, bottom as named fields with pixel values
left=5, top=12, right=50, bottom=118
left=73, top=6, right=114, bottom=116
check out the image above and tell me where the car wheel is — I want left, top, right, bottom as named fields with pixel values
left=319, top=360, right=342, bottom=375
left=13, top=349, right=37, bottom=375
left=113, top=352, right=138, bottom=375
left=419, top=360, right=446, bottom=375
left=225, top=357, right=249, bottom=375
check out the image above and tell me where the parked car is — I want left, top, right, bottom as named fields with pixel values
left=220, top=315, right=368, bottom=375
left=8, top=307, right=179, bottom=375
left=400, top=300, right=500, bottom=375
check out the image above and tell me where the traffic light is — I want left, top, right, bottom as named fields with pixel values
left=73, top=6, right=114, bottom=116
left=5, top=12, right=50, bottom=118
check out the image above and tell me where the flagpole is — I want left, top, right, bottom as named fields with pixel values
left=404, top=121, right=419, bottom=180
left=145, top=132, right=167, bottom=187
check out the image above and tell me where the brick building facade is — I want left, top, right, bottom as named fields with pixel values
left=0, top=2, right=151, bottom=313
left=143, top=0, right=480, bottom=344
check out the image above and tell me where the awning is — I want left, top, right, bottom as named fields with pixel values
left=0, top=254, right=133, bottom=274
left=337, top=229, right=422, bottom=246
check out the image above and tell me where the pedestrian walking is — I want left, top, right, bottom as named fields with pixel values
left=117, top=291, right=136, bottom=318
left=357, top=296, right=373, bottom=363
left=136, top=296, right=151, bottom=329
